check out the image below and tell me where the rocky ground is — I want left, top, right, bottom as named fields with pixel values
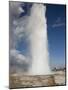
left=9, top=70, right=66, bottom=89
left=54, top=70, right=66, bottom=85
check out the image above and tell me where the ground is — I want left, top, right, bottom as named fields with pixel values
left=9, top=70, right=66, bottom=89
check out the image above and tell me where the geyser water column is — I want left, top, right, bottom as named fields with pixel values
left=28, top=4, right=51, bottom=75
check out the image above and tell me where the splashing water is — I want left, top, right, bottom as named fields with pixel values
left=27, top=4, right=51, bottom=75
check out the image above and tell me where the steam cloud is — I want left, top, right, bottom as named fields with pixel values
left=9, top=2, right=51, bottom=75
left=28, top=4, right=51, bottom=75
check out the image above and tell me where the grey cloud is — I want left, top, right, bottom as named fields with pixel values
left=9, top=1, right=24, bottom=17
left=10, top=49, right=30, bottom=73
left=52, top=22, right=65, bottom=28
left=52, top=17, right=65, bottom=28
left=10, top=49, right=29, bottom=64
left=9, top=2, right=26, bottom=49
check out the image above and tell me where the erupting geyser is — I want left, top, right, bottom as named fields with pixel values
left=28, top=4, right=51, bottom=75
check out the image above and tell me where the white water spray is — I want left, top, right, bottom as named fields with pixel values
left=27, top=4, right=51, bottom=75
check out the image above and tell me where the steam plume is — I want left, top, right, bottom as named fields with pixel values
left=27, top=4, right=51, bottom=75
